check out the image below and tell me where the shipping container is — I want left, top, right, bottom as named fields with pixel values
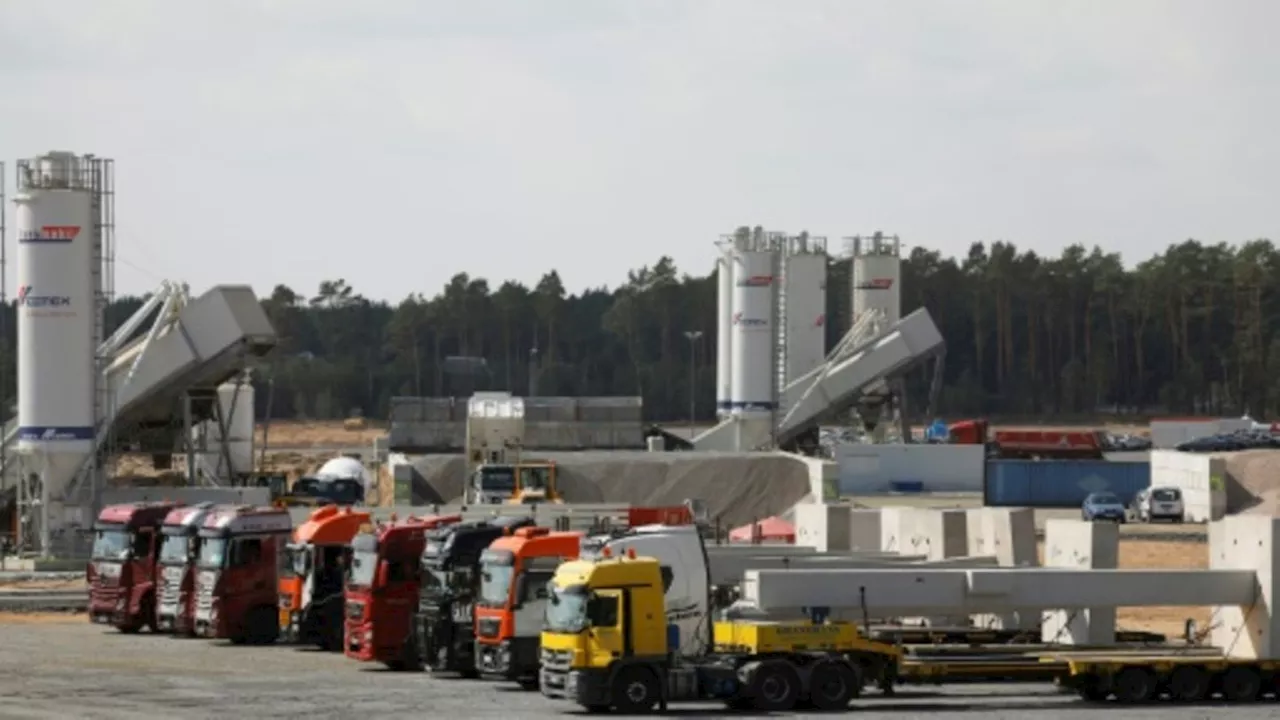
left=984, top=459, right=1150, bottom=508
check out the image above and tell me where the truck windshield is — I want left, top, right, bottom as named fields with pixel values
left=91, top=527, right=130, bottom=560
left=545, top=585, right=587, bottom=633
left=421, top=569, right=447, bottom=600
left=349, top=549, right=377, bottom=588
left=478, top=466, right=516, bottom=493
left=518, top=466, right=549, bottom=492
left=159, top=533, right=190, bottom=564
left=479, top=564, right=514, bottom=607
left=198, top=538, right=228, bottom=568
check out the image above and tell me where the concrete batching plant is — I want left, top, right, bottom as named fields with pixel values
left=695, top=227, right=945, bottom=454
left=0, top=151, right=279, bottom=556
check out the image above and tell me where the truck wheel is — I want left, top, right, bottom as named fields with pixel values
left=751, top=661, right=801, bottom=712
left=141, top=594, right=157, bottom=633
left=249, top=606, right=279, bottom=646
left=1222, top=667, right=1262, bottom=702
left=809, top=661, right=857, bottom=711
left=611, top=665, right=660, bottom=714
left=1168, top=666, right=1210, bottom=702
left=1111, top=667, right=1156, bottom=703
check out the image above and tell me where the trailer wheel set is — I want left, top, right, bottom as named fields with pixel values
left=1065, top=659, right=1280, bottom=704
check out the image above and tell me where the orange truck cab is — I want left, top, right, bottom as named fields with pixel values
left=475, top=526, right=582, bottom=686
left=155, top=502, right=220, bottom=635
left=87, top=501, right=179, bottom=633
left=278, top=505, right=371, bottom=650
left=344, top=513, right=463, bottom=669
left=193, top=505, right=293, bottom=644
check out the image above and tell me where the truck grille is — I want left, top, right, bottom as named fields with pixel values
left=477, top=617, right=500, bottom=638
left=158, top=565, right=183, bottom=607
left=194, top=570, right=217, bottom=620
left=540, top=648, right=572, bottom=671
left=346, top=601, right=365, bottom=620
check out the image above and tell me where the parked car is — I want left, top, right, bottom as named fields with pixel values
left=1082, top=491, right=1127, bottom=522
left=1129, top=486, right=1185, bottom=523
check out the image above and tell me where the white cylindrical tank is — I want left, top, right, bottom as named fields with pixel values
left=784, top=249, right=828, bottom=385
left=202, top=376, right=256, bottom=479
left=851, top=233, right=902, bottom=326
left=729, top=248, right=777, bottom=415
left=14, top=154, right=96, bottom=452
left=715, top=251, right=734, bottom=416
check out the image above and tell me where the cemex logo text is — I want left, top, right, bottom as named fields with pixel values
left=855, top=278, right=894, bottom=290
left=736, top=274, right=774, bottom=287
left=16, top=285, right=71, bottom=308
left=18, top=225, right=80, bottom=244
left=732, top=312, right=767, bottom=327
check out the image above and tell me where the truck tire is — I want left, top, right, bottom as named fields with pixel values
left=611, top=665, right=660, bottom=714
left=1168, top=666, right=1210, bottom=702
left=750, top=661, right=801, bottom=712
left=248, top=606, right=280, bottom=645
left=809, top=661, right=857, bottom=711
left=1222, top=667, right=1261, bottom=702
left=1111, top=667, right=1156, bottom=703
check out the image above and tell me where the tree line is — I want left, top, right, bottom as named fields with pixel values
left=0, top=234, right=1277, bottom=424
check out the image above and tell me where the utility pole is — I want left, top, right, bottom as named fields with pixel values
left=684, top=330, right=702, bottom=430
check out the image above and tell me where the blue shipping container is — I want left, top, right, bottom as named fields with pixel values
left=984, top=460, right=1150, bottom=508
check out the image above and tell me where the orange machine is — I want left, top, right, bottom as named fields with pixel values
left=278, top=505, right=371, bottom=650
left=475, top=526, right=582, bottom=686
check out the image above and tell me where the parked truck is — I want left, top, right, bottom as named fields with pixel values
left=344, top=513, right=463, bottom=669
left=946, top=419, right=1106, bottom=460
left=87, top=501, right=179, bottom=633
left=278, top=505, right=371, bottom=650
left=539, top=547, right=903, bottom=713
left=155, top=502, right=219, bottom=635
left=475, top=526, right=582, bottom=686
left=416, top=515, right=535, bottom=675
left=193, top=505, right=293, bottom=644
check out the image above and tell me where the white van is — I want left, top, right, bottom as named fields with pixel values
left=1131, top=486, right=1185, bottom=523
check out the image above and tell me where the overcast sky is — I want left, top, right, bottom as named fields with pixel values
left=1, top=0, right=1276, bottom=302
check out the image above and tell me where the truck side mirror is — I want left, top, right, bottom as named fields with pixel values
left=512, top=574, right=526, bottom=607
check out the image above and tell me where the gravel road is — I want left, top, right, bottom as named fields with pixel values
left=0, top=620, right=1272, bottom=719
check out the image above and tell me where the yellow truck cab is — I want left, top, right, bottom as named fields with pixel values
left=539, top=549, right=901, bottom=714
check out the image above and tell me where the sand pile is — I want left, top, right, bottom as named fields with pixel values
left=1221, top=449, right=1280, bottom=515
left=401, top=452, right=813, bottom=528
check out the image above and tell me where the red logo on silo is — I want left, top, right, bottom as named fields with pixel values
left=815, top=313, right=826, bottom=327
left=854, top=278, right=894, bottom=290
left=18, top=225, right=80, bottom=244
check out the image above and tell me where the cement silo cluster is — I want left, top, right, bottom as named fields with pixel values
left=0, top=151, right=279, bottom=556
left=690, top=227, right=941, bottom=453
left=714, top=230, right=829, bottom=424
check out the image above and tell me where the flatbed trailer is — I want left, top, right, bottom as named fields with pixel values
left=868, top=626, right=1167, bottom=646
left=1057, top=653, right=1280, bottom=704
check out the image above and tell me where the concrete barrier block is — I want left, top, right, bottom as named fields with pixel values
left=848, top=509, right=883, bottom=552
left=969, top=507, right=1038, bottom=630
left=1041, top=519, right=1118, bottom=645
left=792, top=504, right=853, bottom=552
left=1211, top=514, right=1280, bottom=659
left=900, top=508, right=968, bottom=561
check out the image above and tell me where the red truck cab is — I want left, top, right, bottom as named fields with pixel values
left=155, top=502, right=219, bottom=635
left=192, top=505, right=293, bottom=644
left=475, top=527, right=582, bottom=686
left=344, top=513, right=461, bottom=669
left=87, top=501, right=178, bottom=632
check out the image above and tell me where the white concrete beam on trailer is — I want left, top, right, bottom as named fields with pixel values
left=740, top=567, right=1256, bottom=616
left=707, top=554, right=997, bottom=588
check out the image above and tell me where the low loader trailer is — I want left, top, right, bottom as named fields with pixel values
left=1058, top=653, right=1280, bottom=704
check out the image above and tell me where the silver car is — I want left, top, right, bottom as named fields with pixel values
left=1131, top=486, right=1185, bottom=523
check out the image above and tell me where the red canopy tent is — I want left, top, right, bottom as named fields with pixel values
left=728, top=516, right=796, bottom=544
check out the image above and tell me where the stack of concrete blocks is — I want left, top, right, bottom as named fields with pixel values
left=1210, top=514, right=1280, bottom=659
left=878, top=507, right=969, bottom=626
left=1040, top=519, right=1119, bottom=645
left=967, top=507, right=1039, bottom=631
left=792, top=503, right=852, bottom=552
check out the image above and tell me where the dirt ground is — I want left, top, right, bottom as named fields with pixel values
left=255, top=419, right=387, bottom=448
left=0, top=611, right=83, bottom=624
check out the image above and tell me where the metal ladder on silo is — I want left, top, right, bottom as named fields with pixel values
left=772, top=240, right=789, bottom=442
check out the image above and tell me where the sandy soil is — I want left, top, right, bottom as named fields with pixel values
left=0, top=579, right=85, bottom=591
left=255, top=419, right=387, bottom=448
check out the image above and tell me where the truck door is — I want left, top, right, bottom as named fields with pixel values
left=586, top=589, right=624, bottom=658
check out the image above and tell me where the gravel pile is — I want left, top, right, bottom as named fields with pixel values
left=1220, top=449, right=1280, bottom=515
left=397, top=451, right=814, bottom=528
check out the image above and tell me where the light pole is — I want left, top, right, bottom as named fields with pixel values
left=684, top=330, right=702, bottom=430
